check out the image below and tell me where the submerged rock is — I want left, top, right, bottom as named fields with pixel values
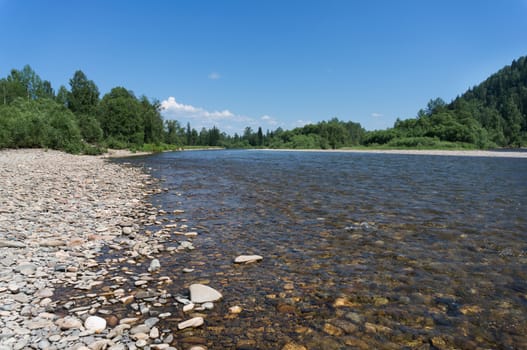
left=234, top=255, right=263, bottom=264
left=178, top=317, right=204, bottom=330
left=148, top=259, right=161, bottom=272
left=189, top=284, right=222, bottom=303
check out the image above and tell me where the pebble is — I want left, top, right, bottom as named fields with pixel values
left=229, top=305, right=243, bottom=314
left=202, top=302, right=214, bottom=310
left=149, top=326, right=160, bottom=338
left=183, top=303, right=195, bottom=312
left=56, top=316, right=83, bottom=330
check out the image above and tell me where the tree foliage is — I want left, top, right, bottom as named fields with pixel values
left=0, top=98, right=83, bottom=153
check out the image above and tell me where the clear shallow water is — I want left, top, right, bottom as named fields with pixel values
left=120, top=150, right=527, bottom=349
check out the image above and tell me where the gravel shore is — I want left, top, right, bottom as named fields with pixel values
left=0, top=149, right=177, bottom=350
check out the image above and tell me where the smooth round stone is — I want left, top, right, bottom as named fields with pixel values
left=48, top=335, right=61, bottom=342
left=229, top=305, right=243, bottom=314
left=234, top=255, right=263, bottom=264
left=189, top=284, right=222, bottom=303
left=84, top=316, right=107, bottom=333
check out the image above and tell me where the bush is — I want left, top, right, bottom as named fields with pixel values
left=0, top=98, right=85, bottom=153
left=78, top=114, right=103, bottom=143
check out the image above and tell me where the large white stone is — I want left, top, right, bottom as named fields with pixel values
left=189, top=284, right=222, bottom=303
left=84, top=316, right=107, bottom=333
left=234, top=255, right=263, bottom=264
left=177, top=317, right=204, bottom=330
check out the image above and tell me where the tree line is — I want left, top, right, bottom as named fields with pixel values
left=0, top=66, right=170, bottom=153
left=1, top=56, right=526, bottom=154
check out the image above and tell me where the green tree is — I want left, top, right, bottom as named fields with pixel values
left=68, top=70, right=99, bottom=115
left=140, top=96, right=164, bottom=144
left=186, top=122, right=192, bottom=145
left=165, top=120, right=183, bottom=145
left=55, top=85, right=69, bottom=107
left=97, top=87, right=143, bottom=146
left=257, top=126, right=264, bottom=146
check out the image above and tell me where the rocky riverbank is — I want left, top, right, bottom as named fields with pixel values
left=0, top=149, right=198, bottom=350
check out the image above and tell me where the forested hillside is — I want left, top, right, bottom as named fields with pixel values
left=364, top=56, right=527, bottom=148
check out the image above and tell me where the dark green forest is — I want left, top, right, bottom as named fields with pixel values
left=1, top=56, right=526, bottom=153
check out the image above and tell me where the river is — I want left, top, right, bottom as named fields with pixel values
left=115, top=150, right=527, bottom=349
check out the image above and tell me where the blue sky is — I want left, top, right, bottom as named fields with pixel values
left=1, top=0, right=526, bottom=134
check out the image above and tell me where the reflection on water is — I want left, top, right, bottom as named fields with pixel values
left=117, top=150, right=527, bottom=349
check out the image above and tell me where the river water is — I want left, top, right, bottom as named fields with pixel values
left=117, top=150, right=527, bottom=349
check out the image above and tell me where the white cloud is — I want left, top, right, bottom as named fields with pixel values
left=261, top=115, right=278, bottom=126
left=370, top=112, right=384, bottom=118
left=208, top=72, right=221, bottom=80
left=160, top=96, right=255, bottom=133
left=294, top=119, right=313, bottom=127
left=161, top=97, right=199, bottom=113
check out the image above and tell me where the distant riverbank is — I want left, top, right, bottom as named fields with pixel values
left=256, top=148, right=527, bottom=158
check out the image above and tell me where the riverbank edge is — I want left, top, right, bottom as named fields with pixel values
left=253, top=148, right=527, bottom=158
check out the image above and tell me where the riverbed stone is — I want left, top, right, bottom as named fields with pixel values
left=56, top=316, right=83, bottom=330
left=178, top=317, right=204, bottom=330
left=148, top=259, right=161, bottom=272
left=85, top=316, right=107, bottom=333
left=189, top=284, right=222, bottom=303
left=15, top=263, right=37, bottom=276
left=234, top=255, right=263, bottom=264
